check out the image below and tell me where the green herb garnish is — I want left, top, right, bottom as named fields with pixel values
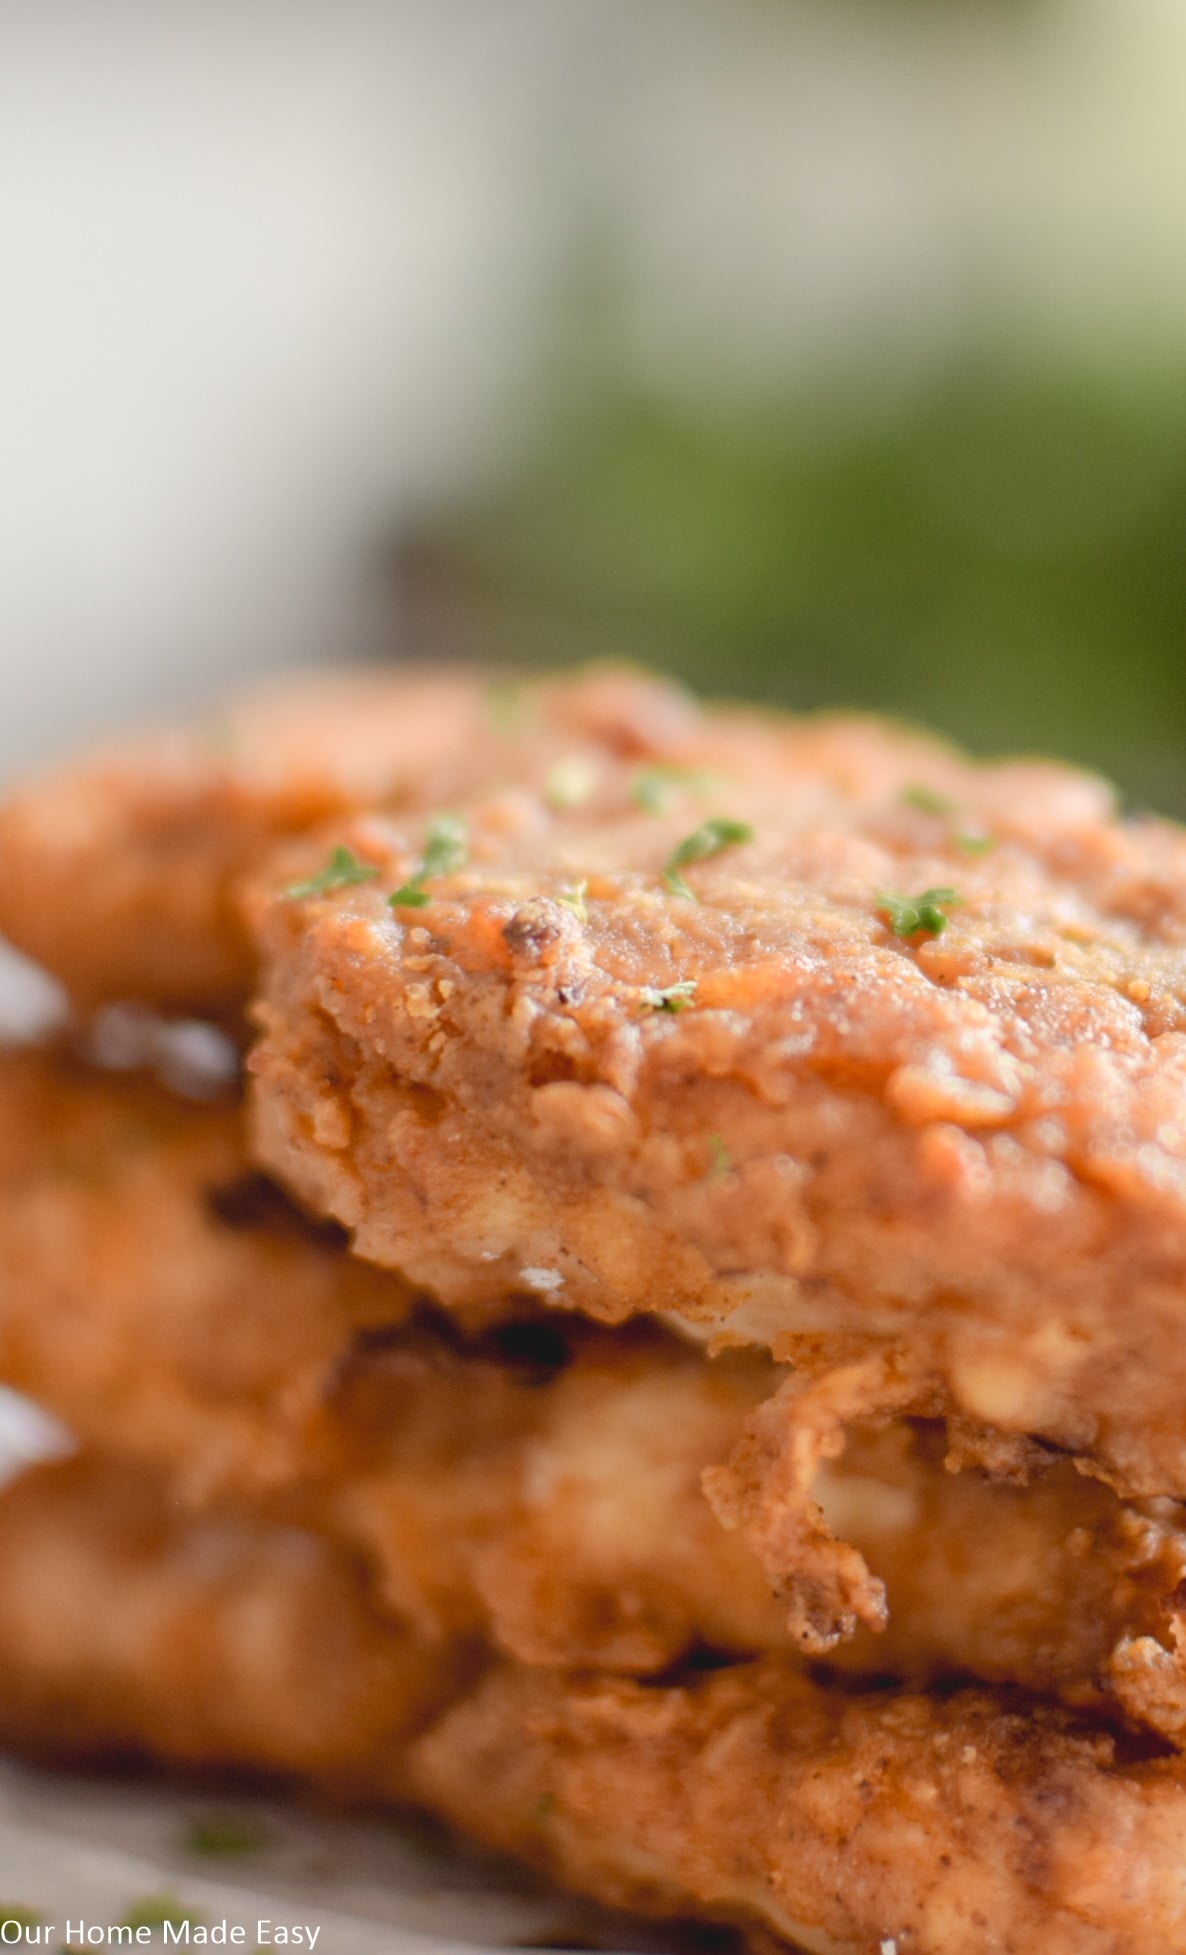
left=186, top=1812, right=268, bottom=1858
left=639, top=980, right=698, bottom=1013
left=876, top=887, right=961, bottom=938
left=284, top=845, right=379, bottom=900
left=388, top=815, right=468, bottom=909
left=556, top=880, right=588, bottom=922
left=706, top=1134, right=731, bottom=1179
left=901, top=784, right=955, bottom=816
left=662, top=818, right=753, bottom=899
left=533, top=1792, right=557, bottom=1822
left=121, top=1895, right=203, bottom=1934
left=901, top=785, right=995, bottom=858
left=632, top=764, right=722, bottom=814
left=545, top=757, right=597, bottom=809
left=0, top=1909, right=43, bottom=1933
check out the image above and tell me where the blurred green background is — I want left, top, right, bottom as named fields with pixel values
left=398, top=336, right=1186, bottom=812
left=6, top=0, right=1185, bottom=812
left=386, top=1, right=1186, bottom=814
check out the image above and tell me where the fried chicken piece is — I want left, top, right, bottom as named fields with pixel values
left=5, top=1030, right=1185, bottom=1729
left=412, top=1659, right=1186, bottom=1955
left=312, top=1325, right=789, bottom=1671
left=0, top=1044, right=414, bottom=1497
left=4, top=1038, right=1186, bottom=1734
left=247, top=721, right=1186, bottom=1499
left=8, top=1460, right=1186, bottom=1954
left=308, top=1329, right=1186, bottom=1744
left=0, top=664, right=704, bottom=1013
left=0, top=1456, right=462, bottom=1790
left=698, top=1343, right=1186, bottom=1744
left=12, top=1240, right=1186, bottom=1738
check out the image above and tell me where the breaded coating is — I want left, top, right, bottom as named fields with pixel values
left=310, top=1329, right=1186, bottom=1744
left=0, top=1044, right=413, bottom=1496
left=411, top=1660, right=1186, bottom=1955
left=0, top=664, right=703, bottom=1013
left=248, top=717, right=1186, bottom=1497
left=5, top=1042, right=1186, bottom=1734
left=9, top=1461, right=1186, bottom=1954
left=9, top=1165, right=1186, bottom=1736
left=308, top=1322, right=788, bottom=1673
left=698, top=1344, right=1186, bottom=1745
left=8, top=1043, right=1186, bottom=1726
left=0, top=1456, right=462, bottom=1790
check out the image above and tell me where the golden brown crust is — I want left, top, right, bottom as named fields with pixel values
left=0, top=1044, right=413, bottom=1495
left=412, top=1660, right=1186, bottom=1955
left=246, top=715, right=1186, bottom=1496
left=10, top=1459, right=1186, bottom=1953
left=0, top=664, right=703, bottom=1012
left=0, top=1456, right=461, bottom=1788
left=0, top=666, right=504, bottom=1010
left=6, top=1047, right=1186, bottom=1735
left=15, top=666, right=1186, bottom=1945
left=315, top=1336, right=1186, bottom=1740
left=699, top=1345, right=1186, bottom=1746
left=308, top=1324, right=787, bottom=1672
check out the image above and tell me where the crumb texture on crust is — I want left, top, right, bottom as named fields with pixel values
left=412, top=1660, right=1186, bottom=1955
left=247, top=703, right=1186, bottom=1494
left=300, top=1325, right=1186, bottom=1737
left=8, top=1456, right=1186, bottom=1955
left=8, top=1130, right=1186, bottom=1733
left=0, top=665, right=704, bottom=1011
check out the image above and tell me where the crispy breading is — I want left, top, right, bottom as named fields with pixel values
left=0, top=1456, right=462, bottom=1789
left=307, top=1324, right=788, bottom=1672
left=0, top=664, right=703, bottom=1012
left=411, top=1659, right=1186, bottom=1955
left=697, top=1346, right=1186, bottom=1744
left=9, top=1461, right=1186, bottom=1954
left=12, top=1230, right=1186, bottom=1731
left=6, top=1046, right=1186, bottom=1734
left=14, top=662, right=1186, bottom=1949
left=0, top=1044, right=413, bottom=1496
left=311, top=1334, right=1186, bottom=1741
left=247, top=721, right=1186, bottom=1498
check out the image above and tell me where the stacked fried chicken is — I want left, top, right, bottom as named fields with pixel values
left=3, top=665, right=1186, bottom=1954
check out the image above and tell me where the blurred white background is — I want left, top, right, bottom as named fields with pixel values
left=2, top=0, right=1186, bottom=770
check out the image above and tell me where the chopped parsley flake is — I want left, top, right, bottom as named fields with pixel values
left=639, top=979, right=698, bottom=1013
left=284, top=845, right=379, bottom=900
left=707, top=1133, right=731, bottom=1178
left=900, top=785, right=996, bottom=858
left=421, top=815, right=468, bottom=878
left=901, top=784, right=955, bottom=816
left=662, top=818, right=753, bottom=899
left=632, top=764, right=723, bottom=814
left=389, top=815, right=468, bottom=909
left=121, top=1895, right=203, bottom=1934
left=557, top=879, right=588, bottom=922
left=546, top=757, right=597, bottom=808
left=186, top=1812, right=268, bottom=1858
left=876, top=887, right=961, bottom=938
